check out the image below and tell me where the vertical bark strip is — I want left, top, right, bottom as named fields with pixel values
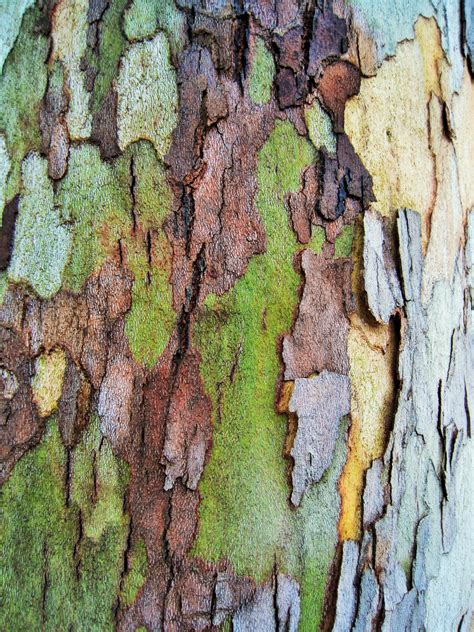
left=0, top=0, right=473, bottom=630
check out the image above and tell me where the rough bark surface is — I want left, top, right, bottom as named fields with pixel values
left=0, top=0, right=473, bottom=631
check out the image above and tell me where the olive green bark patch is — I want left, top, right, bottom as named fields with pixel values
left=307, top=225, right=326, bottom=253
left=8, top=154, right=72, bottom=299
left=0, top=417, right=131, bottom=630
left=120, top=538, right=148, bottom=607
left=58, top=144, right=130, bottom=292
left=125, top=234, right=175, bottom=367
left=248, top=37, right=275, bottom=105
left=335, top=225, right=354, bottom=257
left=305, top=99, right=337, bottom=155
left=55, top=141, right=174, bottom=367
left=90, top=0, right=129, bottom=115
left=124, top=143, right=175, bottom=367
left=32, top=348, right=67, bottom=418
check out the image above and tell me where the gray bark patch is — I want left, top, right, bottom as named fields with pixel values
left=289, top=370, right=351, bottom=506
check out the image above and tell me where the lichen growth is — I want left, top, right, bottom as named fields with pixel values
left=248, top=37, right=275, bottom=105
left=124, top=143, right=175, bottom=367
left=125, top=232, right=174, bottom=367
left=90, top=0, right=129, bottom=115
left=0, top=417, right=131, bottom=630
left=124, top=0, right=186, bottom=54
left=51, top=0, right=91, bottom=139
left=120, top=538, right=148, bottom=607
left=334, top=225, right=354, bottom=257
left=116, top=33, right=178, bottom=157
left=55, top=141, right=175, bottom=366
left=31, top=348, right=67, bottom=418
left=0, top=134, right=10, bottom=222
left=8, top=153, right=72, bottom=299
left=307, top=225, right=326, bottom=253
left=0, top=272, right=7, bottom=304
left=305, top=99, right=336, bottom=155
left=0, top=5, right=48, bottom=201
left=193, top=121, right=345, bottom=626
left=58, top=143, right=130, bottom=292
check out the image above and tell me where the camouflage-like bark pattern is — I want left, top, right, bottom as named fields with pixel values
left=0, top=0, right=472, bottom=630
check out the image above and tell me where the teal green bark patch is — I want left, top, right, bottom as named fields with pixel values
left=120, top=538, right=148, bottom=607
left=248, top=37, right=275, bottom=105
left=124, top=0, right=186, bottom=54
left=334, top=225, right=354, bottom=257
left=348, top=0, right=432, bottom=53
left=0, top=6, right=48, bottom=201
left=192, top=121, right=345, bottom=624
left=8, top=154, right=72, bottom=299
left=305, top=99, right=336, bottom=155
left=0, top=417, right=131, bottom=631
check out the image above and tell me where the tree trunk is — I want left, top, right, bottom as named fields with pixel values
left=0, top=1, right=473, bottom=630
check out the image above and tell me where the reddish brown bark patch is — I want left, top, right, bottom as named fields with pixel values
left=283, top=250, right=353, bottom=379
left=318, top=61, right=361, bottom=133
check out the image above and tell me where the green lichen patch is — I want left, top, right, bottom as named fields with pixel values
left=58, top=143, right=130, bottom=292
left=120, top=538, right=148, bottom=607
left=0, top=416, right=131, bottom=631
left=116, top=33, right=178, bottom=157
left=305, top=99, right=337, bottom=155
left=51, top=0, right=91, bottom=139
left=307, top=225, right=326, bottom=253
left=334, top=225, right=354, bottom=257
left=55, top=141, right=175, bottom=367
left=0, top=272, right=7, bottom=304
left=0, top=5, right=48, bottom=201
left=90, top=0, right=129, bottom=115
left=124, top=0, right=186, bottom=54
left=124, top=142, right=175, bottom=367
left=125, top=233, right=175, bottom=367
left=248, top=36, right=275, bottom=105
left=8, top=154, right=72, bottom=299
left=32, top=348, right=67, bottom=418
left=0, top=135, right=10, bottom=222
left=192, top=120, right=344, bottom=624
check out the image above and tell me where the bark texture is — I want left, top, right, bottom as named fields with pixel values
left=0, top=0, right=473, bottom=630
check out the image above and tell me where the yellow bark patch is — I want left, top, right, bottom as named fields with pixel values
left=344, top=19, right=446, bottom=237
left=32, top=348, right=67, bottom=417
left=338, top=221, right=397, bottom=540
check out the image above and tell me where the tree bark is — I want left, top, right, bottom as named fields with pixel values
left=0, top=1, right=473, bottom=630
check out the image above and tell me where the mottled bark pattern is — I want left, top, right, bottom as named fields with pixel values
left=0, top=0, right=473, bottom=631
